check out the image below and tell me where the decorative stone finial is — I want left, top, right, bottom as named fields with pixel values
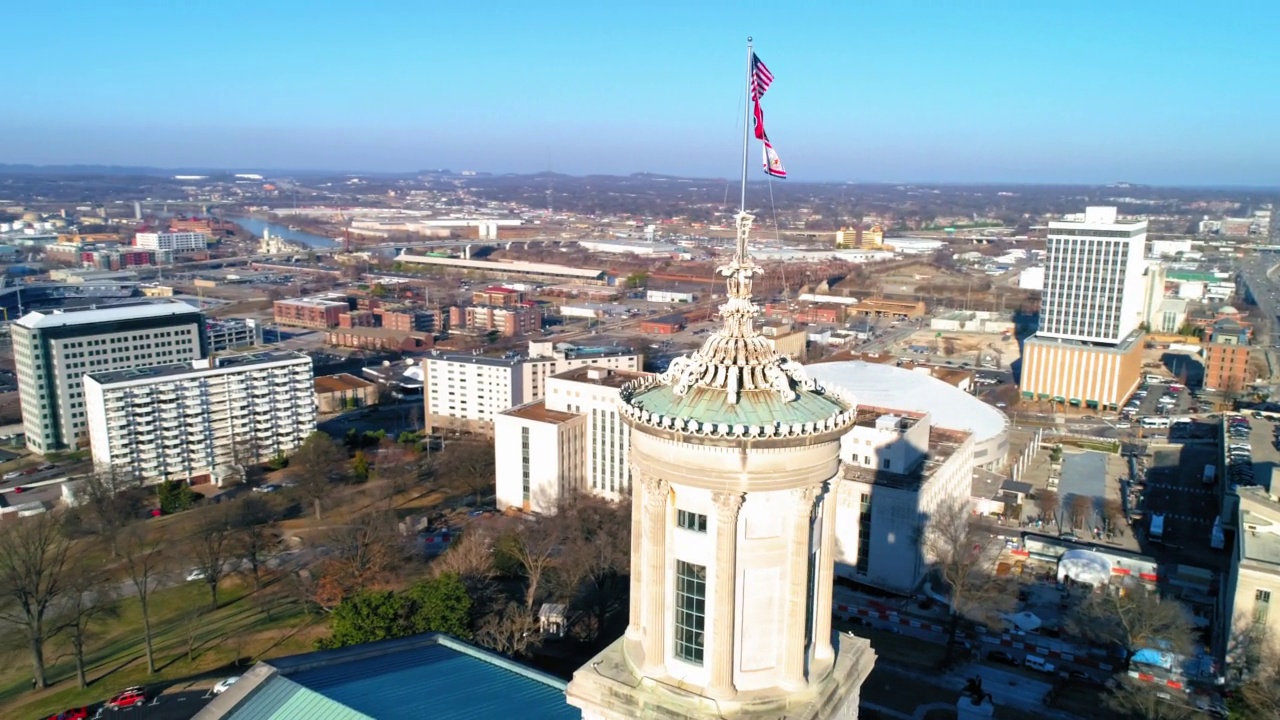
left=657, top=211, right=815, bottom=405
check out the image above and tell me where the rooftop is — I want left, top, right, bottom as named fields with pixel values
left=805, top=360, right=1007, bottom=443
left=840, top=426, right=971, bottom=491
left=315, top=373, right=376, bottom=394
left=276, top=294, right=350, bottom=309
left=397, top=254, right=606, bottom=280
left=198, top=633, right=576, bottom=720
left=550, top=366, right=647, bottom=388
left=1239, top=487, right=1280, bottom=570
left=87, top=350, right=310, bottom=385
left=15, top=299, right=200, bottom=330
left=501, top=400, right=581, bottom=425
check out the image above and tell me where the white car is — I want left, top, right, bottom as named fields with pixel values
left=186, top=568, right=208, bottom=582
left=212, top=676, right=240, bottom=695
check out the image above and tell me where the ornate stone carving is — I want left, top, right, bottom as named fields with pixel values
left=790, top=484, right=819, bottom=515
left=712, top=491, right=744, bottom=522
left=642, top=475, right=669, bottom=510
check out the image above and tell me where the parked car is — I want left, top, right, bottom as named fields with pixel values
left=212, top=676, right=240, bottom=695
left=46, top=708, right=91, bottom=720
left=251, top=484, right=279, bottom=494
left=186, top=568, right=208, bottom=582
left=105, top=687, right=148, bottom=708
left=987, top=650, right=1019, bottom=666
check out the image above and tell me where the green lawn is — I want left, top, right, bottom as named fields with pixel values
left=0, top=574, right=325, bottom=720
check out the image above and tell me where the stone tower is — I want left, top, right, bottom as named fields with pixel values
left=566, top=213, right=875, bottom=719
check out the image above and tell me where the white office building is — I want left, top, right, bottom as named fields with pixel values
left=134, top=231, right=209, bottom=253
left=494, top=366, right=644, bottom=513
left=13, top=301, right=208, bottom=454
left=1040, top=206, right=1148, bottom=344
left=831, top=408, right=975, bottom=594
left=423, top=340, right=642, bottom=432
left=84, top=351, right=316, bottom=485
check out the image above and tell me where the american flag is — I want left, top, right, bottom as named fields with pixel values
left=751, top=53, right=773, bottom=101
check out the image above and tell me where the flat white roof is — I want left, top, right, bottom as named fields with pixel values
left=805, top=360, right=1008, bottom=445
left=16, top=300, right=201, bottom=330
left=397, top=254, right=605, bottom=280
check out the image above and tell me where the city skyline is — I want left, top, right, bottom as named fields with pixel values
left=3, top=1, right=1279, bottom=185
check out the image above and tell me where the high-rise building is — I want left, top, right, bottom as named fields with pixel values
left=13, top=301, right=208, bottom=454
left=1039, top=206, right=1148, bottom=344
left=566, top=212, right=874, bottom=718
left=84, top=351, right=316, bottom=485
left=1021, top=207, right=1148, bottom=410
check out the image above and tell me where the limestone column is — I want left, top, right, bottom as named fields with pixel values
left=707, top=491, right=744, bottom=699
left=813, top=481, right=838, bottom=662
left=640, top=474, right=670, bottom=674
left=781, top=484, right=817, bottom=690
left=625, top=465, right=646, bottom=641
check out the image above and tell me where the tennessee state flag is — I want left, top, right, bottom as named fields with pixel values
left=762, top=137, right=787, bottom=178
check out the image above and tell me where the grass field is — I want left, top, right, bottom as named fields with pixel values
left=0, top=572, right=325, bottom=720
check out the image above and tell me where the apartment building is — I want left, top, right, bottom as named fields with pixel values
left=206, top=318, right=263, bottom=352
left=449, top=304, right=543, bottom=337
left=134, top=231, right=209, bottom=253
left=494, top=366, right=645, bottom=512
left=84, top=351, right=316, bottom=485
left=13, top=301, right=208, bottom=454
left=273, top=294, right=351, bottom=329
left=832, top=408, right=976, bottom=594
left=1204, top=317, right=1253, bottom=393
left=423, top=340, right=642, bottom=432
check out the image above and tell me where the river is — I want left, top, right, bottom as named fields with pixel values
left=226, top=215, right=339, bottom=249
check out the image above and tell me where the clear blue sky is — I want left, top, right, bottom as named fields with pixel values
left=4, top=1, right=1277, bottom=185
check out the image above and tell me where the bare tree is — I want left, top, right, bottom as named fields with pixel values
left=553, top=494, right=631, bottom=640
left=120, top=522, right=165, bottom=674
left=373, top=442, right=423, bottom=506
left=1236, top=635, right=1280, bottom=718
left=191, top=505, right=236, bottom=610
left=505, top=518, right=562, bottom=611
left=68, top=468, right=145, bottom=557
left=1035, top=489, right=1061, bottom=531
left=1102, top=497, right=1125, bottom=536
left=437, top=441, right=494, bottom=504
left=475, top=601, right=541, bottom=658
left=432, top=529, right=498, bottom=604
left=1066, top=588, right=1194, bottom=658
left=291, top=431, right=347, bottom=520
left=54, top=556, right=118, bottom=689
left=1068, top=493, right=1093, bottom=531
left=312, top=512, right=406, bottom=611
left=920, top=498, right=1017, bottom=659
left=233, top=495, right=279, bottom=590
left=0, top=513, right=74, bottom=688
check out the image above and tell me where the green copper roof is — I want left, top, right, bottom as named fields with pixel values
left=629, top=383, right=847, bottom=427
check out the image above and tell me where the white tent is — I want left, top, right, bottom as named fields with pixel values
left=1005, top=611, right=1042, bottom=633
left=1057, top=548, right=1113, bottom=587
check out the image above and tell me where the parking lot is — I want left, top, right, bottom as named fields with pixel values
left=1122, top=382, right=1198, bottom=425
left=1136, top=444, right=1222, bottom=567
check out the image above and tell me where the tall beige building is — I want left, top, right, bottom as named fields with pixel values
left=566, top=213, right=875, bottom=719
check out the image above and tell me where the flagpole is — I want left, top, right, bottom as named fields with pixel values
left=740, top=37, right=752, bottom=215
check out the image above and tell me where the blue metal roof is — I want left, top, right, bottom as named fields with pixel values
left=224, top=634, right=577, bottom=720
